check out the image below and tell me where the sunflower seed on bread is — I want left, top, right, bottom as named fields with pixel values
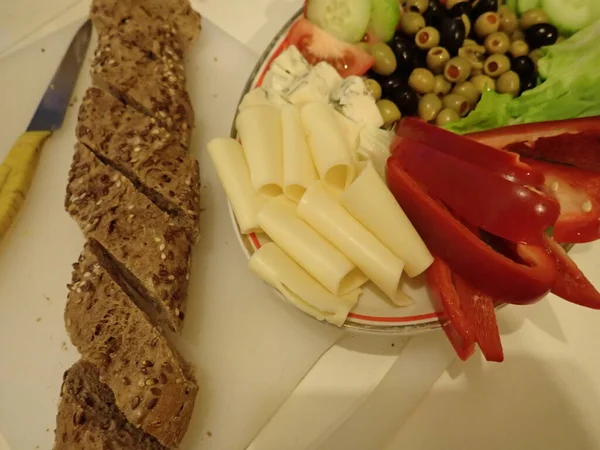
left=65, top=244, right=198, bottom=448
left=54, top=360, right=167, bottom=450
left=77, top=87, right=200, bottom=242
left=65, top=143, right=192, bottom=333
left=91, top=30, right=193, bottom=149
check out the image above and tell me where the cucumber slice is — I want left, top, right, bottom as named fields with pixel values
left=517, top=0, right=540, bottom=16
left=305, top=0, right=372, bottom=43
left=368, top=0, right=402, bottom=42
left=541, top=0, right=598, bottom=35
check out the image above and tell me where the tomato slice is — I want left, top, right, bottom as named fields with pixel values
left=285, top=18, right=374, bottom=77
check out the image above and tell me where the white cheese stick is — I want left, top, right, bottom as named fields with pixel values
left=281, top=104, right=319, bottom=202
left=298, top=183, right=410, bottom=306
left=341, top=163, right=434, bottom=277
left=249, top=242, right=361, bottom=327
left=258, top=195, right=367, bottom=295
left=207, top=138, right=266, bottom=234
left=300, top=102, right=356, bottom=194
left=236, top=105, right=284, bottom=197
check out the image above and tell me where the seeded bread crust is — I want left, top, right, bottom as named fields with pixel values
left=66, top=143, right=191, bottom=333
left=77, top=87, right=200, bottom=242
left=91, top=31, right=193, bottom=149
left=65, top=245, right=198, bottom=448
left=90, top=0, right=201, bottom=51
left=54, top=360, right=167, bottom=450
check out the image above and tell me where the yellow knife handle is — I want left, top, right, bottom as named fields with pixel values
left=0, top=131, right=51, bottom=240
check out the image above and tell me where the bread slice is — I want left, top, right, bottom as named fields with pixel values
left=65, top=244, right=198, bottom=447
left=91, top=30, right=193, bottom=149
left=65, top=143, right=192, bottom=333
left=90, top=0, right=201, bottom=51
left=77, top=87, right=200, bottom=242
left=54, top=360, right=167, bottom=450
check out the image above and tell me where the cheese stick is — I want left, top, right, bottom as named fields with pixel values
left=341, top=163, right=434, bottom=277
left=236, top=105, right=283, bottom=197
left=249, top=242, right=361, bottom=327
left=281, top=104, right=319, bottom=202
left=300, top=102, right=355, bottom=194
left=258, top=195, right=367, bottom=295
left=298, top=183, right=410, bottom=306
left=207, top=138, right=266, bottom=234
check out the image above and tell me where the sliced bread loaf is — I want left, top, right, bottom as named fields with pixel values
left=91, top=30, right=193, bottom=149
left=65, top=143, right=192, bottom=333
left=90, top=0, right=201, bottom=51
left=54, top=360, right=167, bottom=450
left=77, top=87, right=200, bottom=242
left=65, top=244, right=198, bottom=447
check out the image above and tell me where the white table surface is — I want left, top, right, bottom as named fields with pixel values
left=2, top=3, right=600, bottom=450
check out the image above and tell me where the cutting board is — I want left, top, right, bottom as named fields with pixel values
left=0, top=19, right=343, bottom=450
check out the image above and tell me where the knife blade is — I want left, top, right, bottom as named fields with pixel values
left=0, top=19, right=92, bottom=242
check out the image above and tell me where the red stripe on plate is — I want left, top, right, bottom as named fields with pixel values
left=347, top=312, right=440, bottom=323
left=250, top=232, right=262, bottom=250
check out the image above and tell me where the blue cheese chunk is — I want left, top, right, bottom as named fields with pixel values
left=330, top=76, right=384, bottom=128
left=262, top=45, right=311, bottom=96
left=285, top=62, right=343, bottom=106
left=238, top=87, right=289, bottom=111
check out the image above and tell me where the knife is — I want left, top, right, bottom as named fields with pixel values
left=0, top=20, right=92, bottom=240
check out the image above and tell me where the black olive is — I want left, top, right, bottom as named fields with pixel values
left=379, top=75, right=410, bottom=99
left=440, top=17, right=466, bottom=55
left=424, top=0, right=446, bottom=28
left=387, top=85, right=420, bottom=116
left=525, top=23, right=558, bottom=49
left=390, top=34, right=423, bottom=74
left=470, top=0, right=498, bottom=20
left=519, top=73, right=538, bottom=95
left=449, top=2, right=472, bottom=18
left=510, top=55, right=535, bottom=78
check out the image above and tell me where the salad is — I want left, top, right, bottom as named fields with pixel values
left=207, top=0, right=600, bottom=362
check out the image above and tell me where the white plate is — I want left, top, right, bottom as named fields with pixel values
left=227, top=10, right=445, bottom=335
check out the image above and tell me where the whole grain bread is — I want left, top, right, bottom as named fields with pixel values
left=90, top=0, right=201, bottom=51
left=54, top=360, right=167, bottom=450
left=66, top=143, right=192, bottom=333
left=65, top=244, right=198, bottom=448
left=77, top=87, right=200, bottom=242
left=91, top=30, right=193, bottom=149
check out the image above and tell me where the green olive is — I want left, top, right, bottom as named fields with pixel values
left=499, top=6, right=518, bottom=34
left=418, top=93, right=443, bottom=122
left=400, top=12, right=426, bottom=36
left=511, top=30, right=525, bottom=42
left=415, top=27, right=441, bottom=50
left=471, top=68, right=483, bottom=77
left=435, top=108, right=461, bottom=126
left=474, top=12, right=500, bottom=38
left=529, top=49, right=544, bottom=67
left=356, top=42, right=370, bottom=53
left=433, top=75, right=452, bottom=96
left=484, top=31, right=510, bottom=54
left=463, top=38, right=479, bottom=47
left=409, top=68, right=436, bottom=93
left=461, top=14, right=472, bottom=37
left=370, top=42, right=397, bottom=76
left=444, top=56, right=472, bottom=83
left=442, top=93, right=471, bottom=117
left=445, top=0, right=468, bottom=9
left=471, top=74, right=496, bottom=93
left=509, top=40, right=529, bottom=58
left=426, top=47, right=451, bottom=74
left=483, top=54, right=511, bottom=78
left=452, top=81, right=480, bottom=105
left=406, top=0, right=429, bottom=14
left=496, top=70, right=520, bottom=95
left=458, top=44, right=486, bottom=70
left=365, top=79, right=382, bottom=101
left=519, top=8, right=549, bottom=30
left=376, top=99, right=402, bottom=127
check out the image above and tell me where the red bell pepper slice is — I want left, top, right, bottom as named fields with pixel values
left=425, top=258, right=476, bottom=361
left=524, top=158, right=600, bottom=244
left=386, top=157, right=557, bottom=303
left=394, top=117, right=545, bottom=187
left=468, top=117, right=600, bottom=172
left=544, top=236, right=600, bottom=309
left=453, top=276, right=504, bottom=362
left=393, top=137, right=560, bottom=245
